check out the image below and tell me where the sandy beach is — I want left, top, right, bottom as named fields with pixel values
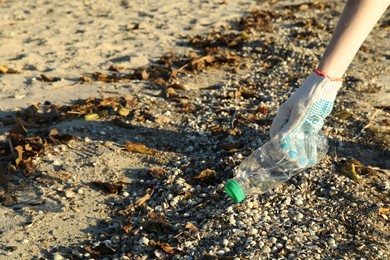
left=0, top=0, right=256, bottom=111
left=0, top=0, right=389, bottom=259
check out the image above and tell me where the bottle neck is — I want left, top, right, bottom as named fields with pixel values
left=234, top=176, right=251, bottom=196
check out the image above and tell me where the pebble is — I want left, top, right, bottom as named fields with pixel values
left=248, top=228, right=258, bottom=236
left=65, top=190, right=75, bottom=198
left=236, top=220, right=244, bottom=227
left=327, top=238, right=337, bottom=249
left=295, top=212, right=304, bottom=221
left=226, top=206, right=234, bottom=213
left=111, top=235, right=121, bottom=244
left=229, top=215, right=236, bottom=225
left=110, top=222, right=120, bottom=229
left=139, top=237, right=149, bottom=245
left=269, top=237, right=278, bottom=244
left=245, top=201, right=254, bottom=209
left=15, top=94, right=27, bottom=99
left=275, top=243, right=284, bottom=250
left=154, top=249, right=165, bottom=258
left=295, top=199, right=304, bottom=206
left=53, top=253, right=63, bottom=260
left=262, top=246, right=271, bottom=253
left=103, top=240, right=112, bottom=247
left=217, top=250, right=225, bottom=256
left=162, top=202, right=169, bottom=209
left=222, top=239, right=229, bottom=247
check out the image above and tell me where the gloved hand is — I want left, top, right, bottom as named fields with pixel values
left=270, top=69, right=342, bottom=167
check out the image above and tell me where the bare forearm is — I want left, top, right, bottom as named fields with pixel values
left=317, top=0, right=390, bottom=78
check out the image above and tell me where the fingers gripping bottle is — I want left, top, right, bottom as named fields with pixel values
left=224, top=131, right=328, bottom=203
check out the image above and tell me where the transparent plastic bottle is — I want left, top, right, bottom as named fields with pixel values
left=225, top=131, right=328, bottom=203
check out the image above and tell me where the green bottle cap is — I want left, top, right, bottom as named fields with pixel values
left=225, top=180, right=246, bottom=203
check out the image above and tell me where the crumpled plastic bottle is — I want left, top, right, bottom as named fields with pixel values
left=225, top=131, right=328, bottom=203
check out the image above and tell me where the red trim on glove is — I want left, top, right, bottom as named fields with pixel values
left=313, top=69, right=343, bottom=82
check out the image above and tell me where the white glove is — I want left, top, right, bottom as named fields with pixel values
left=270, top=69, right=342, bottom=166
